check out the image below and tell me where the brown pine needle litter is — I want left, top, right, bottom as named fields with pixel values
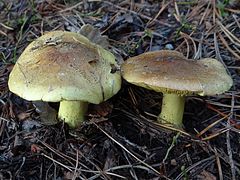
left=0, top=0, right=239, bottom=179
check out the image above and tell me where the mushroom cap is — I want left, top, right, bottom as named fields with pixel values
left=8, top=31, right=121, bottom=104
left=121, top=50, right=233, bottom=96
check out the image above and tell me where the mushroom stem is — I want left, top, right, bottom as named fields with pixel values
left=58, top=100, right=88, bottom=128
left=158, top=93, right=185, bottom=127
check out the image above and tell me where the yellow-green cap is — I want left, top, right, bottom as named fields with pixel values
left=121, top=50, right=233, bottom=96
left=8, top=31, right=121, bottom=104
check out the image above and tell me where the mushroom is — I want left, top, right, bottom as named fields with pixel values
left=8, top=30, right=121, bottom=128
left=121, top=50, right=233, bottom=127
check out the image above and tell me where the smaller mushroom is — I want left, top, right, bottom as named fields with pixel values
left=121, top=50, right=233, bottom=127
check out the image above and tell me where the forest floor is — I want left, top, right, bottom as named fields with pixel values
left=0, top=0, right=240, bottom=179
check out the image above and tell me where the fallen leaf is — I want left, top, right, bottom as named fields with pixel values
left=197, top=170, right=216, bottom=180
left=17, top=112, right=32, bottom=121
left=31, top=144, right=42, bottom=153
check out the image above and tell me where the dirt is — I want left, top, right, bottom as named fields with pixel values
left=0, top=0, right=240, bottom=179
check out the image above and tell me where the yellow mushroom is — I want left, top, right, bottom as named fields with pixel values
left=8, top=30, right=121, bottom=128
left=121, top=50, right=233, bottom=127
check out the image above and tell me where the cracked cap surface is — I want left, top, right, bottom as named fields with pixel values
left=121, top=50, right=233, bottom=96
left=8, top=31, right=121, bottom=104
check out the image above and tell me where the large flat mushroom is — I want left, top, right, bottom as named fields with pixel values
left=121, top=50, right=233, bottom=127
left=8, top=30, right=121, bottom=128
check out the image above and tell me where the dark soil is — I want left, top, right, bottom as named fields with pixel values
left=0, top=0, right=240, bottom=179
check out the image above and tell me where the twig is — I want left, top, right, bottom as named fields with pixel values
left=146, top=1, right=170, bottom=27
left=226, top=94, right=236, bottom=180
left=122, top=151, right=138, bottom=180
left=72, top=150, right=79, bottom=180
left=214, top=147, right=223, bottom=180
